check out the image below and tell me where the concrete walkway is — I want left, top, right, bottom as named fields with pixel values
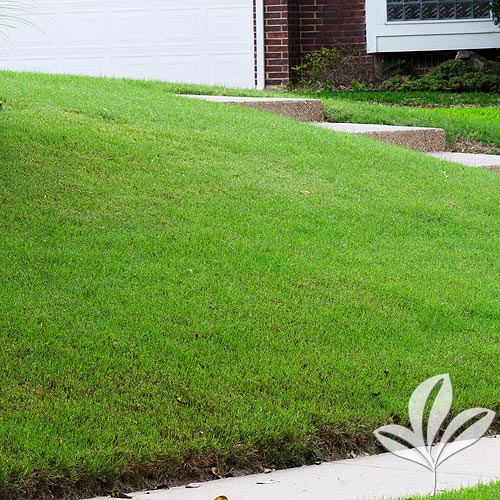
left=179, top=95, right=500, bottom=172
left=428, top=152, right=500, bottom=171
left=313, top=122, right=446, bottom=152
left=85, top=436, right=500, bottom=500
left=181, top=95, right=324, bottom=122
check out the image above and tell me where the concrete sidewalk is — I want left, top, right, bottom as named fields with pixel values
left=85, top=436, right=500, bottom=500
left=178, top=95, right=500, bottom=171
left=313, top=122, right=447, bottom=152
left=428, top=152, right=500, bottom=171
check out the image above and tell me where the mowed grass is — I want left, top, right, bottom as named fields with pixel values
left=1, top=71, right=500, bottom=499
left=405, top=481, right=500, bottom=499
left=167, top=85, right=500, bottom=149
left=320, top=91, right=500, bottom=148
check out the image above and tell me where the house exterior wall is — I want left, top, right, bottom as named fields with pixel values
left=366, top=0, right=500, bottom=54
left=262, top=0, right=500, bottom=87
left=297, top=0, right=367, bottom=53
left=263, top=0, right=293, bottom=86
left=262, top=0, right=376, bottom=87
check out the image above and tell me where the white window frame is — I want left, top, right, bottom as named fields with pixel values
left=366, top=0, right=500, bottom=53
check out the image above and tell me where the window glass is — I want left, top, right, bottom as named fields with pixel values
left=387, top=0, right=491, bottom=21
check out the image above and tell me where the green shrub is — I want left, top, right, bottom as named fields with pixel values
left=381, top=58, right=414, bottom=79
left=290, top=46, right=375, bottom=92
left=380, top=75, right=413, bottom=91
left=394, top=59, right=500, bottom=92
left=491, top=0, right=500, bottom=25
left=291, top=47, right=347, bottom=91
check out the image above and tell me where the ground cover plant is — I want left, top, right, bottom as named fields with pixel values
left=383, top=59, right=500, bottom=93
left=1, top=71, right=500, bottom=499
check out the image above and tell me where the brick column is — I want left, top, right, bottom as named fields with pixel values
left=263, top=0, right=294, bottom=87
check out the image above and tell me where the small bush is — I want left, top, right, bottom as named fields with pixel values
left=387, top=59, right=500, bottom=93
left=491, top=0, right=500, bottom=25
left=380, top=75, right=412, bottom=91
left=381, top=58, right=414, bottom=80
left=291, top=46, right=375, bottom=92
left=291, top=47, right=347, bottom=91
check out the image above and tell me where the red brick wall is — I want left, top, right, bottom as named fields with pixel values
left=263, top=0, right=292, bottom=86
left=262, top=0, right=375, bottom=87
left=294, top=0, right=377, bottom=80
left=260, top=2, right=500, bottom=87
left=299, top=0, right=367, bottom=53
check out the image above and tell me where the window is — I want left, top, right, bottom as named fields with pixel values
left=387, top=0, right=491, bottom=21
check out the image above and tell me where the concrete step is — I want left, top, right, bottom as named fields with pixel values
left=178, top=97, right=499, bottom=171
left=428, top=152, right=500, bottom=171
left=180, top=94, right=325, bottom=122
left=313, top=122, right=447, bottom=153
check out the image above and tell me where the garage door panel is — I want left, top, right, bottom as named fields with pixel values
left=111, top=56, right=155, bottom=79
left=5, top=13, right=58, bottom=48
left=11, top=57, right=59, bottom=73
left=207, top=8, right=253, bottom=42
left=0, top=0, right=255, bottom=88
left=159, top=9, right=202, bottom=43
left=111, top=11, right=155, bottom=46
left=159, top=54, right=206, bottom=84
left=62, top=11, right=110, bottom=46
left=63, top=56, right=107, bottom=76
left=208, top=53, right=254, bottom=86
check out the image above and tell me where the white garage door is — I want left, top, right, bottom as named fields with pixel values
left=0, top=0, right=256, bottom=88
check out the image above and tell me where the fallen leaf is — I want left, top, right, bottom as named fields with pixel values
left=263, top=467, right=275, bottom=474
left=211, top=466, right=224, bottom=479
left=215, top=497, right=228, bottom=500
left=176, top=395, right=187, bottom=404
left=57, top=438, right=63, bottom=446
left=110, top=492, right=132, bottom=499
left=299, top=190, right=311, bottom=195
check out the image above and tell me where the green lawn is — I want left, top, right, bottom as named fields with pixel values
left=405, top=481, right=500, bottom=499
left=1, top=71, right=500, bottom=499
left=319, top=91, right=500, bottom=150
left=169, top=85, right=500, bottom=150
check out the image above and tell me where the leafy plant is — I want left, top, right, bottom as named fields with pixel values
left=292, top=47, right=348, bottom=92
left=374, top=374, right=495, bottom=496
left=491, top=0, right=500, bottom=25
left=395, top=59, right=500, bottom=92
left=381, top=57, right=413, bottom=79
left=291, top=45, right=375, bottom=92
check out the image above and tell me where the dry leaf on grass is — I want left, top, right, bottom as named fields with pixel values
left=211, top=466, right=224, bottom=479
left=110, top=492, right=132, bottom=499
